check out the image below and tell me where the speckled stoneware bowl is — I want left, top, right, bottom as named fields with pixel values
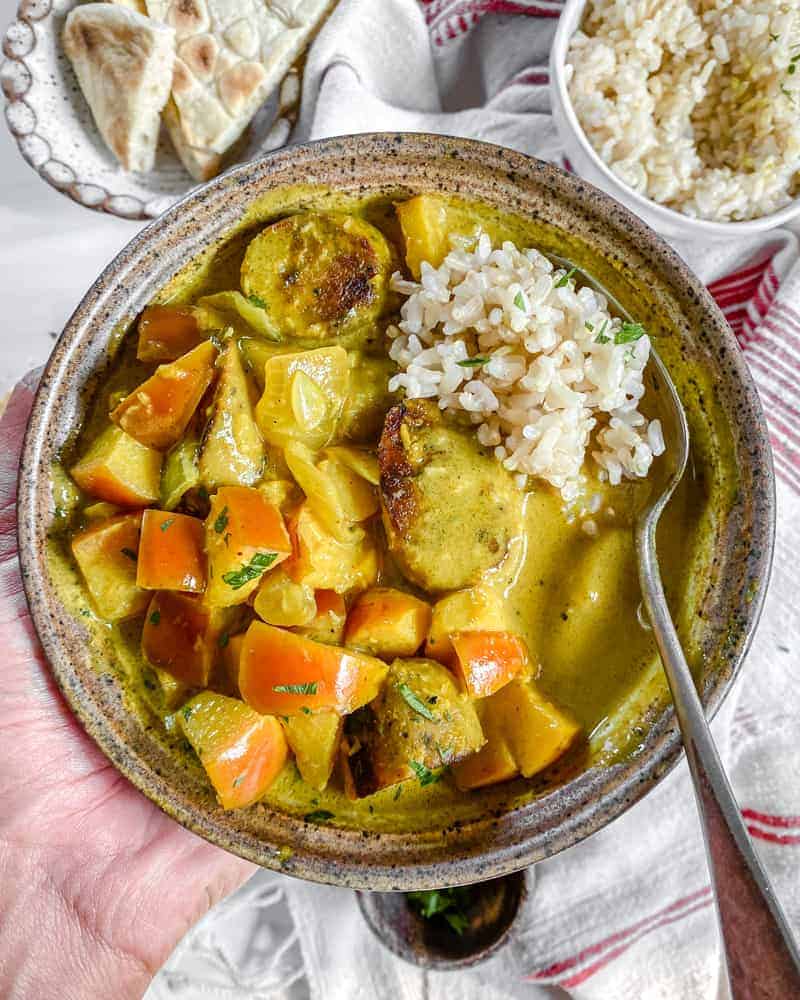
left=17, top=133, right=775, bottom=891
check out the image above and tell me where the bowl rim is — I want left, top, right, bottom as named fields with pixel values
left=16, top=132, right=776, bottom=890
left=550, top=0, right=800, bottom=236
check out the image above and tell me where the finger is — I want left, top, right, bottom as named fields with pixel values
left=0, top=373, right=39, bottom=562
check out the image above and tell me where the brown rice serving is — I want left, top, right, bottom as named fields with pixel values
left=386, top=233, right=665, bottom=504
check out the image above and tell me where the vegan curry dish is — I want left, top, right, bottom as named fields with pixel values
left=50, top=192, right=713, bottom=829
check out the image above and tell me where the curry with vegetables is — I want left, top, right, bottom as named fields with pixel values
left=50, top=191, right=715, bottom=830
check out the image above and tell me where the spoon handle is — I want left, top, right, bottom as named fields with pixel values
left=637, top=521, right=800, bottom=998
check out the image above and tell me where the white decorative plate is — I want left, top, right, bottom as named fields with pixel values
left=1, top=0, right=306, bottom=220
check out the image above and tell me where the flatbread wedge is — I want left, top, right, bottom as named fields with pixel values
left=63, top=4, right=176, bottom=173
left=145, top=0, right=333, bottom=181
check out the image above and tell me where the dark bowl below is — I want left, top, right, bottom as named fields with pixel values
left=17, top=133, right=775, bottom=890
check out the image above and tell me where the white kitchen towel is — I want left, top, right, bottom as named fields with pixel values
left=137, top=0, right=800, bottom=997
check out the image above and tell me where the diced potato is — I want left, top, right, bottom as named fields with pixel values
left=337, top=354, right=398, bottom=442
left=426, top=584, right=508, bottom=666
left=137, top=305, right=204, bottom=363
left=153, top=667, right=190, bottom=710
left=396, top=194, right=451, bottom=279
left=322, top=445, right=380, bottom=485
left=450, top=631, right=530, bottom=699
left=71, top=512, right=148, bottom=621
left=455, top=679, right=580, bottom=789
left=137, top=509, right=206, bottom=592
left=255, top=347, right=349, bottom=450
left=160, top=435, right=201, bottom=510
left=238, top=337, right=291, bottom=388
left=317, top=457, right=379, bottom=520
left=253, top=567, right=316, bottom=627
left=83, top=501, right=121, bottom=520
left=220, top=632, right=246, bottom=691
left=204, top=486, right=292, bottom=607
left=239, top=621, right=388, bottom=717
left=293, top=590, right=347, bottom=645
left=285, top=442, right=376, bottom=541
left=285, top=502, right=379, bottom=595
left=110, top=340, right=218, bottom=450
left=198, top=339, right=265, bottom=487
left=142, top=591, right=228, bottom=687
left=341, top=658, right=485, bottom=798
left=344, top=588, right=431, bottom=659
left=178, top=691, right=288, bottom=809
left=282, top=711, right=343, bottom=791
left=197, top=292, right=281, bottom=341
left=258, top=478, right=303, bottom=515
left=71, top=425, right=162, bottom=507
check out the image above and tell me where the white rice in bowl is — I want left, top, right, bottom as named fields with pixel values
left=566, top=0, right=800, bottom=223
left=386, top=233, right=665, bottom=504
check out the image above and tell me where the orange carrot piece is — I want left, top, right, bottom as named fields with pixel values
left=71, top=512, right=148, bottom=622
left=137, top=509, right=206, bottom=592
left=137, top=305, right=203, bottom=363
left=111, top=340, right=217, bottom=450
left=178, top=692, right=288, bottom=809
left=204, top=486, right=292, bottom=607
left=344, top=587, right=431, bottom=659
left=142, top=591, right=222, bottom=687
left=450, top=631, right=530, bottom=698
left=239, top=621, right=388, bottom=716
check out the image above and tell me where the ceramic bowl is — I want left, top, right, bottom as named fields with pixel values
left=0, top=0, right=318, bottom=220
left=550, top=0, right=800, bottom=242
left=17, top=133, right=775, bottom=891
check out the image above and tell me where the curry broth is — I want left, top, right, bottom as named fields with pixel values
left=48, top=189, right=725, bottom=832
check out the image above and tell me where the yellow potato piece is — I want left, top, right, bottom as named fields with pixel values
left=396, top=194, right=451, bottom=278
left=426, top=584, right=508, bottom=665
left=282, top=711, right=343, bottom=791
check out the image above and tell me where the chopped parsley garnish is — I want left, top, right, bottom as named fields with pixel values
left=120, top=547, right=137, bottom=562
left=513, top=290, right=526, bottom=310
left=181, top=705, right=194, bottom=720
left=770, top=32, right=779, bottom=42
left=594, top=319, right=611, bottom=344
left=273, top=681, right=318, bottom=695
left=213, top=506, right=229, bottom=534
left=301, top=706, right=312, bottom=715
left=409, top=760, right=446, bottom=787
left=397, top=682, right=435, bottom=720
left=160, top=517, right=175, bottom=532
left=248, top=294, right=267, bottom=309
left=407, top=888, right=471, bottom=936
left=304, top=809, right=334, bottom=823
left=585, top=321, right=594, bottom=331
left=615, top=321, right=647, bottom=345
left=222, top=551, right=277, bottom=589
left=232, top=775, right=244, bottom=788
left=394, top=784, right=403, bottom=801
left=198, top=485, right=209, bottom=501
left=149, top=610, right=161, bottom=626
left=456, top=356, right=490, bottom=368
left=555, top=266, right=577, bottom=288
left=218, top=632, right=229, bottom=649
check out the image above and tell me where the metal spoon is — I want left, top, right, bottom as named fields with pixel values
left=636, top=347, right=800, bottom=995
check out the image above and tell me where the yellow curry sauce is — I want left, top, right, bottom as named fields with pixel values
left=47, top=189, right=729, bottom=833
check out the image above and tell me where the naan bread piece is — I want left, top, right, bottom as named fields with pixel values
left=63, top=4, right=175, bottom=173
left=145, top=0, right=333, bottom=181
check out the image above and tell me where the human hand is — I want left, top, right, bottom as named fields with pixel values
left=0, top=378, right=256, bottom=1000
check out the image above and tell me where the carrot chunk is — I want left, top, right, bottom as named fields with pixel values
left=137, top=509, right=206, bottom=592
left=137, top=305, right=203, bottom=363
left=204, top=486, right=292, bottom=607
left=239, top=621, right=388, bottom=716
left=71, top=425, right=162, bottom=506
left=111, top=340, right=217, bottom=450
left=142, top=591, right=224, bottom=687
left=71, top=512, right=148, bottom=621
left=449, top=631, right=530, bottom=698
left=344, top=588, right=431, bottom=659
left=178, top=692, right=288, bottom=809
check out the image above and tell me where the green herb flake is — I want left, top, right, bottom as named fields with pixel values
left=614, top=321, right=647, bottom=345
left=301, top=706, right=312, bottom=715
left=181, top=705, right=194, bottom=721
left=218, top=632, right=229, bottom=649
left=198, top=485, right=209, bottom=502
left=160, top=517, right=175, bottom=532
left=770, top=32, right=780, bottom=42
left=304, top=809, right=335, bottom=823
left=407, top=887, right=471, bottom=936
left=393, top=784, right=403, bottom=801
left=149, top=610, right=161, bottom=626
left=232, top=775, right=244, bottom=788
left=409, top=759, right=445, bottom=787
left=594, top=320, right=611, bottom=345
left=80, top=608, right=91, bottom=617
left=213, top=506, right=229, bottom=534
left=273, top=681, right=318, bottom=695
left=445, top=912, right=469, bottom=935
left=248, top=294, right=267, bottom=309
left=585, top=321, right=594, bottom=331
left=456, top=356, right=490, bottom=368
left=120, top=547, right=137, bottom=562
left=555, top=266, right=577, bottom=289
left=397, top=682, right=435, bottom=720
left=222, top=551, right=277, bottom=589
left=513, top=290, right=526, bottom=310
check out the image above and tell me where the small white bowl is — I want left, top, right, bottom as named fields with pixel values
left=549, top=0, right=800, bottom=241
